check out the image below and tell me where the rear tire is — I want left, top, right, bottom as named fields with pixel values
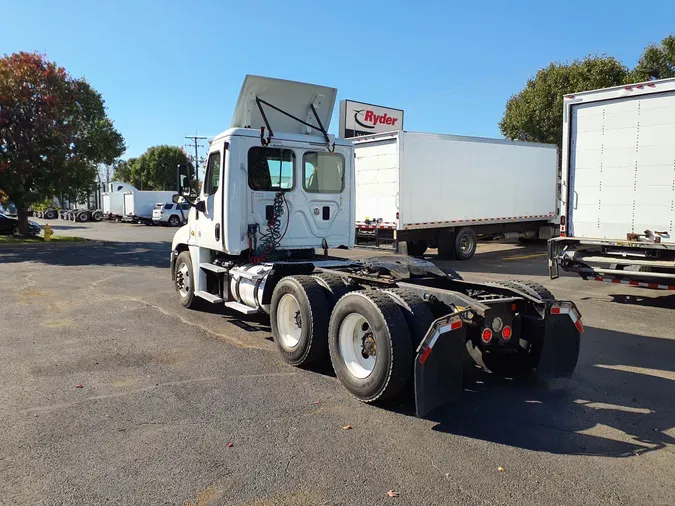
left=76, top=212, right=89, bottom=222
left=328, top=290, right=412, bottom=402
left=92, top=211, right=103, bottom=222
left=174, top=251, right=198, bottom=309
left=406, top=240, right=427, bottom=257
left=44, top=210, right=57, bottom=220
left=382, top=288, right=435, bottom=351
left=270, top=275, right=330, bottom=368
left=455, top=227, right=477, bottom=260
left=168, top=215, right=180, bottom=227
left=507, top=280, right=555, bottom=301
left=311, top=272, right=354, bottom=302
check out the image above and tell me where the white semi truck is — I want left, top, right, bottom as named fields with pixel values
left=353, top=131, right=559, bottom=259
left=169, top=75, right=584, bottom=416
left=548, top=77, right=675, bottom=292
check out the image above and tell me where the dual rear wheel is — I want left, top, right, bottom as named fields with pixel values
left=270, top=275, right=430, bottom=402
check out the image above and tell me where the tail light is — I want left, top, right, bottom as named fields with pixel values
left=502, top=326, right=512, bottom=340
left=560, top=215, right=566, bottom=226
left=481, top=328, right=493, bottom=344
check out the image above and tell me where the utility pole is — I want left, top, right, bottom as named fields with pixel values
left=184, top=134, right=208, bottom=185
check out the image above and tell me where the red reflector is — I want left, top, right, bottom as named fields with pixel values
left=560, top=232, right=566, bottom=237
left=551, top=307, right=561, bottom=314
left=574, top=319, right=584, bottom=333
left=625, top=86, right=632, bottom=90
left=502, top=326, right=512, bottom=340
left=560, top=215, right=566, bottom=226
left=511, top=303, right=517, bottom=311
left=647, top=83, right=656, bottom=87
left=450, top=320, right=462, bottom=331
left=481, top=328, right=493, bottom=343
left=419, top=346, right=432, bottom=364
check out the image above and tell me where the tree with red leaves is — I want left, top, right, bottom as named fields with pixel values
left=0, top=52, right=125, bottom=235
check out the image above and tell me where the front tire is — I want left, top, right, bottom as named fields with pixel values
left=270, top=275, right=330, bottom=368
left=174, top=251, right=198, bottom=309
left=328, top=290, right=412, bottom=402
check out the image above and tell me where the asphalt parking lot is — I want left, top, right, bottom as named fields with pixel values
left=1, top=219, right=674, bottom=505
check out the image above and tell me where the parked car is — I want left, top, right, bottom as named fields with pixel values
left=0, top=212, right=42, bottom=236
left=152, top=202, right=189, bottom=226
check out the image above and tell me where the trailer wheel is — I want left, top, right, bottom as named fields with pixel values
left=455, top=227, right=477, bottom=260
left=91, top=211, right=103, bottom=222
left=44, top=209, right=57, bottom=220
left=270, top=275, right=330, bottom=368
left=174, top=251, right=198, bottom=309
left=381, top=288, right=435, bottom=350
left=406, top=240, right=427, bottom=257
left=168, top=215, right=180, bottom=227
left=328, top=290, right=412, bottom=402
left=76, top=211, right=89, bottom=222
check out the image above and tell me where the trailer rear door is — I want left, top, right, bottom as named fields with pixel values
left=568, top=91, right=675, bottom=239
left=354, top=133, right=400, bottom=228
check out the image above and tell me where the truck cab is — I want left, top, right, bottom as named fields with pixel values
left=172, top=75, right=354, bottom=259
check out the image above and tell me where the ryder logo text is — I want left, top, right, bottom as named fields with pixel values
left=354, top=109, right=400, bottom=130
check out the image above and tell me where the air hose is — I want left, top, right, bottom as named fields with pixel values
left=249, top=191, right=289, bottom=264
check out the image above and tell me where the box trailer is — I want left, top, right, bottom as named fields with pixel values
left=122, top=191, right=176, bottom=224
left=101, top=181, right=137, bottom=220
left=353, top=131, right=559, bottom=259
left=548, top=77, right=675, bottom=291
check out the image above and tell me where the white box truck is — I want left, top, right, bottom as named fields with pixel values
left=548, top=77, right=675, bottom=291
left=102, top=181, right=137, bottom=220
left=353, top=131, right=559, bottom=259
left=122, top=190, right=175, bottom=224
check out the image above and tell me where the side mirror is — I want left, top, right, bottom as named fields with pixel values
left=172, top=194, right=182, bottom=204
left=177, top=163, right=191, bottom=196
left=195, top=200, right=206, bottom=213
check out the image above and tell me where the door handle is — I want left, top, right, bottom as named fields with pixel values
left=215, top=223, right=220, bottom=241
left=573, top=191, right=579, bottom=210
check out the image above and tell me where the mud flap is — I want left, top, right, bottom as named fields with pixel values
left=533, top=302, right=582, bottom=379
left=414, top=311, right=468, bottom=418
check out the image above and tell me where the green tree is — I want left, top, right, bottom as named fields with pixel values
left=0, top=51, right=125, bottom=234
left=114, top=146, right=193, bottom=191
left=499, top=55, right=629, bottom=149
left=632, top=35, right=675, bottom=81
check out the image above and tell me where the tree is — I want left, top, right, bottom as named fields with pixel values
left=632, top=35, right=675, bottom=81
left=0, top=51, right=125, bottom=234
left=114, top=146, right=194, bottom=191
left=499, top=55, right=629, bottom=149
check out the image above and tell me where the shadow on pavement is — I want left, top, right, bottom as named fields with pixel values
left=425, top=325, right=675, bottom=458
left=0, top=240, right=171, bottom=268
left=40, top=224, right=89, bottom=231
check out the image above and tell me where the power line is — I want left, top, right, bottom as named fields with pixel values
left=184, top=135, right=208, bottom=185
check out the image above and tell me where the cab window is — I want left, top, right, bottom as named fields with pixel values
left=303, top=152, right=345, bottom=193
left=248, top=147, right=294, bottom=191
left=204, top=152, right=221, bottom=195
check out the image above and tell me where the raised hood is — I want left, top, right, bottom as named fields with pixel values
left=231, top=75, right=337, bottom=136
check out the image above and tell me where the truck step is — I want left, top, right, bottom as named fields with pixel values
left=195, top=290, right=224, bottom=304
left=199, top=262, right=228, bottom=273
left=224, top=301, right=259, bottom=315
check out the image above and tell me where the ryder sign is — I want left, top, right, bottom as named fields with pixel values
left=339, top=100, right=404, bottom=138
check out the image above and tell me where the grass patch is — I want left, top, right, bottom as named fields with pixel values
left=0, top=235, right=89, bottom=244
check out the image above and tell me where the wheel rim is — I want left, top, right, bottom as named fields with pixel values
left=460, top=234, right=474, bottom=254
left=338, top=313, right=376, bottom=379
left=12, top=226, right=19, bottom=236
left=170, top=216, right=179, bottom=225
left=277, top=294, right=302, bottom=348
left=176, top=262, right=191, bottom=298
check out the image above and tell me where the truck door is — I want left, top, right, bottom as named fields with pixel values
left=196, top=149, right=223, bottom=250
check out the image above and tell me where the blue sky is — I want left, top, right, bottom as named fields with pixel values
left=3, top=0, right=674, bottom=160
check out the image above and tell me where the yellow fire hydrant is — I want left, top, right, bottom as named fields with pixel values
left=43, top=223, right=53, bottom=241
